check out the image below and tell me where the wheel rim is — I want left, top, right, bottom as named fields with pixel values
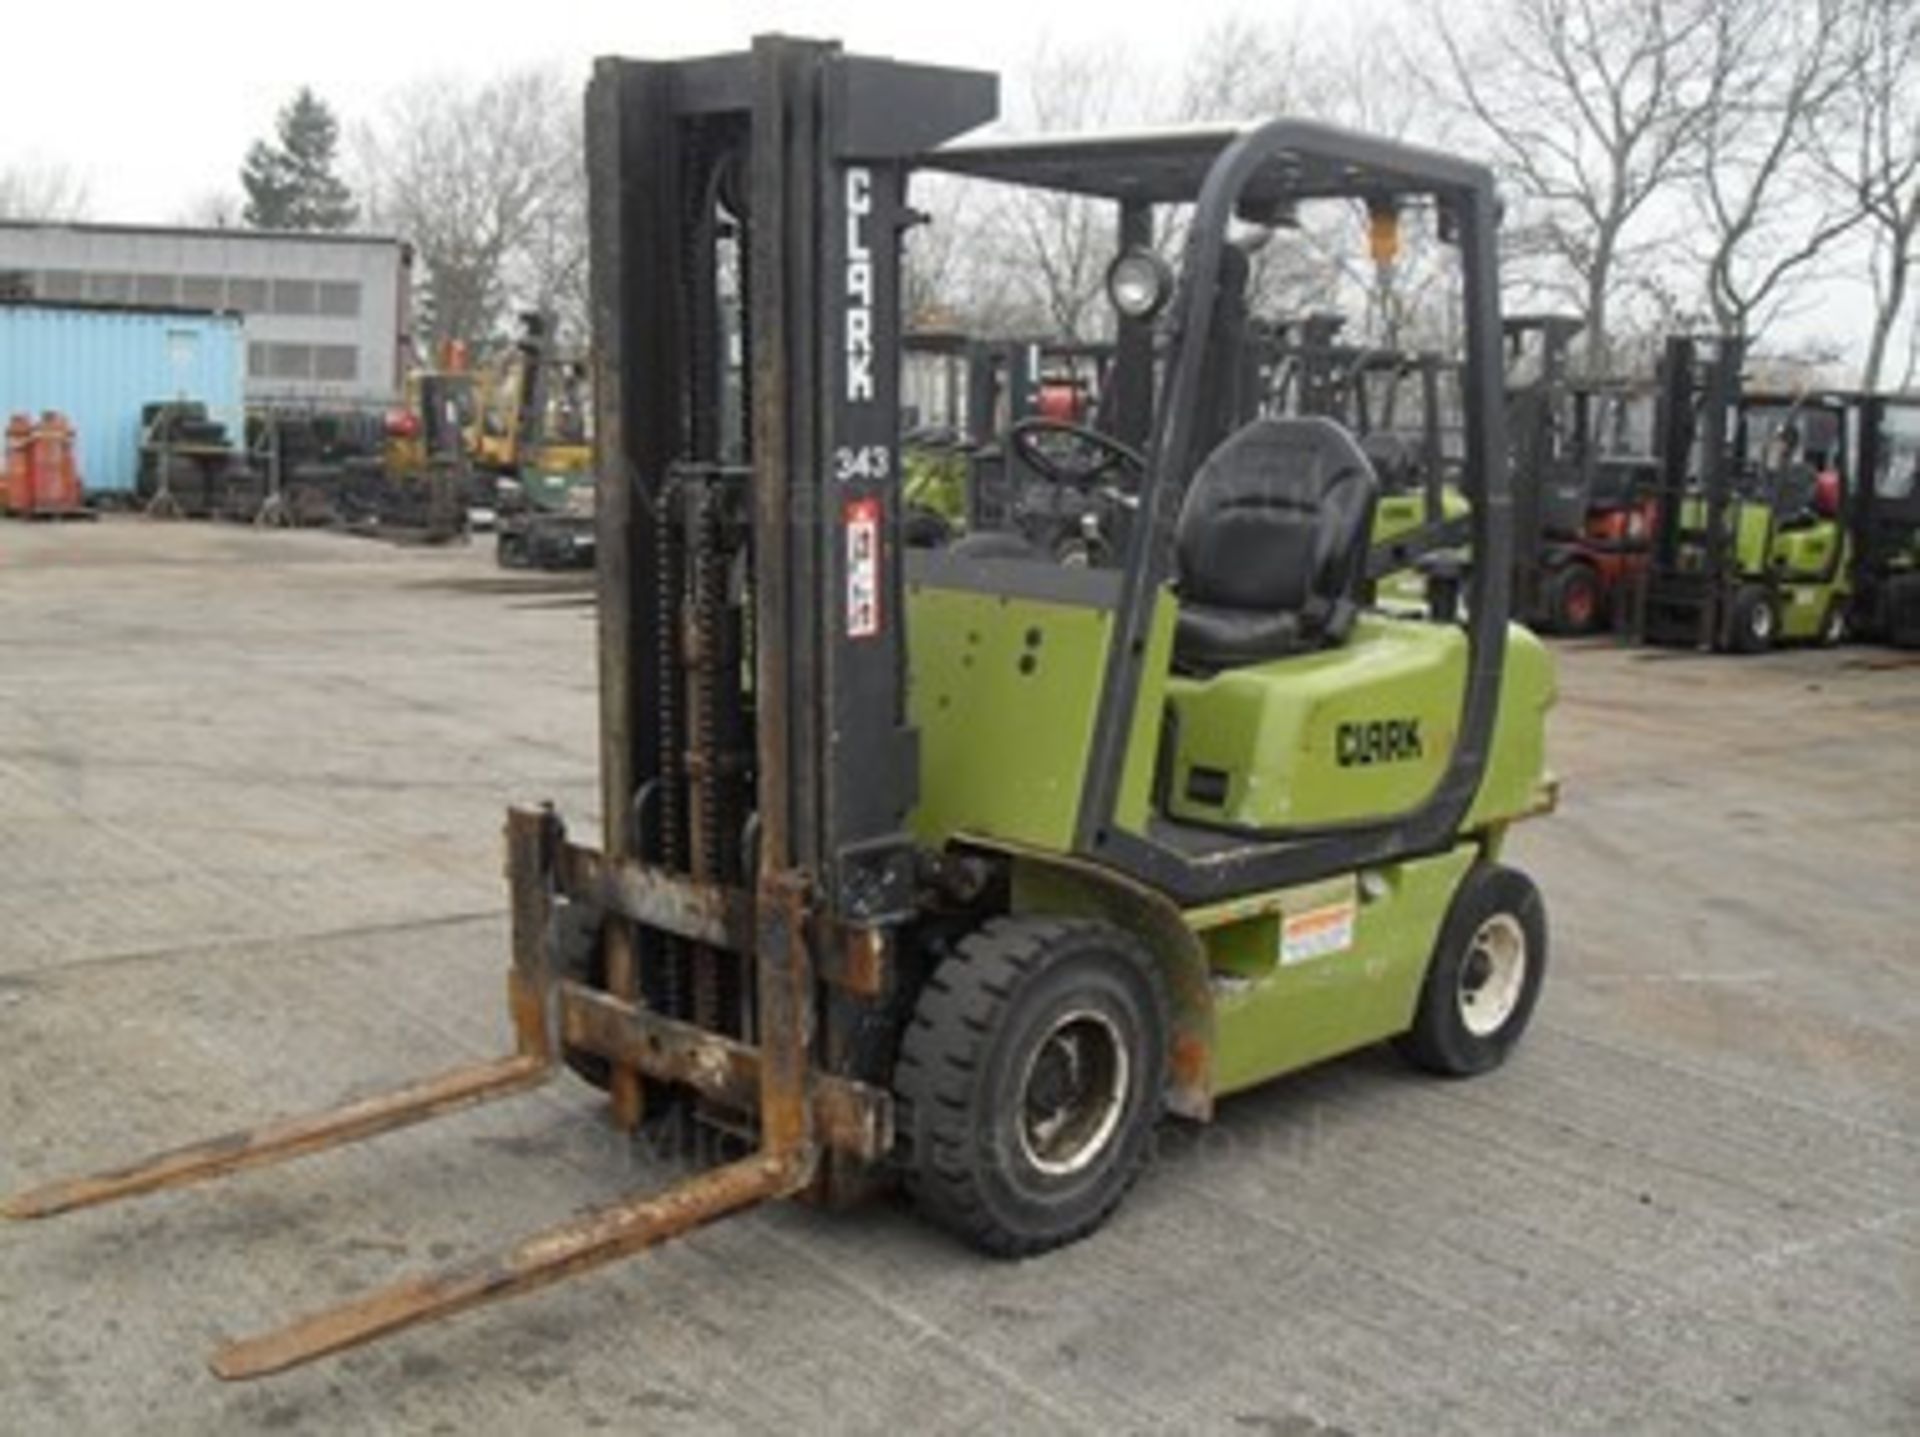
left=1824, top=606, right=1844, bottom=643
left=1016, top=1008, right=1130, bottom=1176
left=1457, top=913, right=1527, bottom=1038
left=1750, top=599, right=1774, bottom=642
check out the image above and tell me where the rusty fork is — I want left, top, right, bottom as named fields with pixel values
left=3, top=806, right=879, bottom=1380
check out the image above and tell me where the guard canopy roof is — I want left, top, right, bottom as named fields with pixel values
left=921, top=120, right=1495, bottom=207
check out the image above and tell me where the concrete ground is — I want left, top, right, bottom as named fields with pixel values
left=1, top=518, right=1915, bottom=1436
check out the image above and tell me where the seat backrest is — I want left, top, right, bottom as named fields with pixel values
left=1175, top=416, right=1380, bottom=624
left=1360, top=431, right=1418, bottom=495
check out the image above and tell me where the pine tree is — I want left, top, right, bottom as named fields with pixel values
left=240, top=89, right=357, bottom=232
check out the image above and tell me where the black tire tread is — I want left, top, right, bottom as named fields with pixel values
left=1728, top=584, right=1774, bottom=654
left=893, top=916, right=1166, bottom=1258
left=1545, top=563, right=1603, bottom=635
left=1395, top=864, right=1548, bottom=1078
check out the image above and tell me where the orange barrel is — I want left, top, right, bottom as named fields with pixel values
left=5, top=414, right=34, bottom=516
left=29, top=412, right=83, bottom=514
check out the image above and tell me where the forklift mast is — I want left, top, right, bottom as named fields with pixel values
left=511, top=311, right=557, bottom=458
left=1503, top=314, right=1584, bottom=619
left=587, top=40, right=996, bottom=1089
left=1851, top=395, right=1920, bottom=641
left=1630, top=333, right=1743, bottom=646
left=1264, top=312, right=1353, bottom=422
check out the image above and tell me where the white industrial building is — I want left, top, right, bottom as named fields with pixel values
left=0, top=221, right=412, bottom=407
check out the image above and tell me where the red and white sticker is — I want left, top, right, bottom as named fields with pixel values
left=1280, top=898, right=1357, bottom=966
left=845, top=498, right=881, bottom=639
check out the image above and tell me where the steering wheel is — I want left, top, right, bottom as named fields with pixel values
left=1009, top=418, right=1145, bottom=489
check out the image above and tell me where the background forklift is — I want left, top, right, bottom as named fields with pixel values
left=1628, top=334, right=1852, bottom=652
left=928, top=332, right=1127, bottom=560
left=1251, top=313, right=1467, bottom=607
left=489, top=311, right=598, bottom=568
left=4, top=37, right=1556, bottom=1378
left=1848, top=394, right=1920, bottom=646
left=1502, top=314, right=1658, bottom=635
left=349, top=368, right=475, bottom=541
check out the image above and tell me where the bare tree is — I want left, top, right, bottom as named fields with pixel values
left=0, top=163, right=89, bottom=221
left=1692, top=0, right=1861, bottom=340
left=910, top=22, right=1463, bottom=351
left=356, top=68, right=583, bottom=348
left=1818, top=0, right=1920, bottom=393
left=978, top=42, right=1153, bottom=340
left=902, top=175, right=1030, bottom=333
left=1429, top=0, right=1726, bottom=373
left=1173, top=15, right=1309, bottom=120
left=506, top=114, right=588, bottom=342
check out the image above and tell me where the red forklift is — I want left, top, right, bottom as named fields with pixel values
left=1505, top=316, right=1659, bottom=634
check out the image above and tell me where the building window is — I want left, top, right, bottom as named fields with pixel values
left=227, top=277, right=268, bottom=313
left=318, top=281, right=361, bottom=318
left=271, top=279, right=317, bottom=316
left=39, top=270, right=85, bottom=301
left=136, top=274, right=178, bottom=306
left=313, top=346, right=359, bottom=382
left=180, top=275, right=224, bottom=309
left=248, top=342, right=270, bottom=379
left=267, top=343, right=314, bottom=380
left=88, top=273, right=133, bottom=302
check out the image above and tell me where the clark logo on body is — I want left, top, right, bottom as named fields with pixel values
left=845, top=167, right=874, bottom=403
left=1335, top=719, right=1424, bottom=767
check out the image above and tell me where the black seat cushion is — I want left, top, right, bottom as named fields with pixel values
left=1173, top=416, right=1380, bottom=671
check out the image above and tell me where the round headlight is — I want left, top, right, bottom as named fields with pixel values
left=1106, top=248, right=1172, bottom=321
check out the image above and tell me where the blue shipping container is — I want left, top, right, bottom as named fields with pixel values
left=0, top=303, right=245, bottom=495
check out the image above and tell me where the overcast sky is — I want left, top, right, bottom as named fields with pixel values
left=1, top=0, right=1889, bottom=371
left=4, top=0, right=1363, bottom=222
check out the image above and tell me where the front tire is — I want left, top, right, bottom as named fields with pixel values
left=1545, top=564, right=1604, bottom=634
left=894, top=917, right=1168, bottom=1257
left=1819, top=600, right=1846, bottom=646
left=1728, top=583, right=1775, bottom=653
left=1396, top=865, right=1547, bottom=1077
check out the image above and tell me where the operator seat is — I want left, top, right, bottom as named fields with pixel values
left=1173, top=416, right=1380, bottom=672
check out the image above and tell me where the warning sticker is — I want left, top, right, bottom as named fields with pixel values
left=1280, top=898, right=1357, bottom=966
left=845, top=499, right=881, bottom=639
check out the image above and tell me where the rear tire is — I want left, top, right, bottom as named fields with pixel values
left=1396, top=866, right=1547, bottom=1077
left=1545, top=564, right=1604, bottom=634
left=894, top=917, right=1168, bottom=1257
left=1728, top=584, right=1775, bottom=653
left=1819, top=601, right=1846, bottom=646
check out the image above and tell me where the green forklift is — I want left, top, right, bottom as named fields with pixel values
left=1631, top=334, right=1852, bottom=652
left=3, top=37, right=1557, bottom=1377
